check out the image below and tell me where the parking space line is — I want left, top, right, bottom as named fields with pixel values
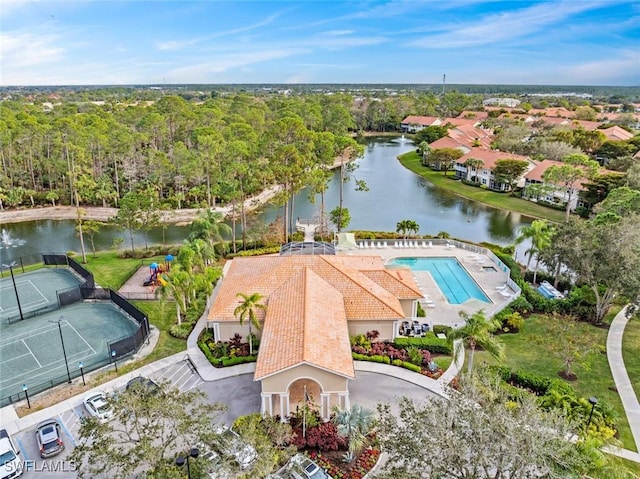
left=57, top=415, right=77, bottom=447
left=16, top=437, right=30, bottom=462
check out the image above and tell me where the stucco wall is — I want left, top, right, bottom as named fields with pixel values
left=215, top=321, right=263, bottom=342
left=261, top=364, right=349, bottom=394
left=399, top=299, right=416, bottom=318
left=347, top=320, right=394, bottom=341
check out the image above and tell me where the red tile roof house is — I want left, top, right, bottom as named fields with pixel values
left=206, top=255, right=423, bottom=420
left=521, top=159, right=616, bottom=212
left=401, top=115, right=443, bottom=133
left=453, top=148, right=535, bottom=191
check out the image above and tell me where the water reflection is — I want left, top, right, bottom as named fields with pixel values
left=0, top=137, right=534, bottom=263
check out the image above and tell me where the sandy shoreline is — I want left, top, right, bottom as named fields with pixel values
left=0, top=185, right=282, bottom=225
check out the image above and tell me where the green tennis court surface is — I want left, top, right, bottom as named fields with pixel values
left=0, top=301, right=140, bottom=401
left=0, top=269, right=82, bottom=322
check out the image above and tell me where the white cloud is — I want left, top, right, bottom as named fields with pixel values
left=156, top=39, right=202, bottom=51
left=558, top=50, right=640, bottom=84
left=0, top=31, right=64, bottom=69
left=163, top=48, right=309, bottom=82
left=409, top=1, right=608, bottom=48
left=320, top=30, right=354, bottom=36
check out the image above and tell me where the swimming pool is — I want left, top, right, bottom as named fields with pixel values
left=389, top=257, right=491, bottom=304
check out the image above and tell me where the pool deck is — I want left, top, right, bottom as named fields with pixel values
left=338, top=242, right=515, bottom=327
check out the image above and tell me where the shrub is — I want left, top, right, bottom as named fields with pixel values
left=169, top=322, right=193, bottom=339
left=221, top=355, right=257, bottom=367
left=227, top=246, right=281, bottom=258
left=305, top=422, right=346, bottom=451
left=509, top=295, right=533, bottom=314
left=401, top=361, right=422, bottom=373
left=407, top=346, right=423, bottom=366
left=394, top=335, right=452, bottom=355
left=505, top=311, right=524, bottom=333
left=198, top=340, right=217, bottom=365
left=432, top=325, right=453, bottom=336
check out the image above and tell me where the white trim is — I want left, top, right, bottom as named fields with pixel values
left=256, top=360, right=355, bottom=381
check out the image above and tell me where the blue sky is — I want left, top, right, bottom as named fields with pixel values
left=1, top=1, right=639, bottom=86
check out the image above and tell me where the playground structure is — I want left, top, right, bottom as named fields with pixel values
left=143, top=263, right=169, bottom=288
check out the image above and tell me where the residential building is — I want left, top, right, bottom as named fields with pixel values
left=400, top=115, right=442, bottom=133
left=453, top=148, right=534, bottom=191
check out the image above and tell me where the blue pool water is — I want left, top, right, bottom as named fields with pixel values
left=389, top=257, right=491, bottom=304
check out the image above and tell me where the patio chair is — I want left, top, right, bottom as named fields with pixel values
left=401, top=321, right=411, bottom=336
left=413, top=321, right=422, bottom=336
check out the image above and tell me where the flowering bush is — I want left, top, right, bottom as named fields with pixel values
left=310, top=447, right=381, bottom=479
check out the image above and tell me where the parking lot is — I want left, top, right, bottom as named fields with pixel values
left=7, top=357, right=435, bottom=478
left=11, top=359, right=204, bottom=479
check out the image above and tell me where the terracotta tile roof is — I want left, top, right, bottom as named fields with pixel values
left=458, top=148, right=530, bottom=170
left=429, top=136, right=470, bottom=152
left=360, top=269, right=423, bottom=298
left=209, top=255, right=416, bottom=322
left=568, top=120, right=601, bottom=131
left=401, top=115, right=441, bottom=126
left=601, top=125, right=634, bottom=141
left=254, top=268, right=355, bottom=380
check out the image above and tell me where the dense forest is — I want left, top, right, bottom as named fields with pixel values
left=1, top=87, right=639, bottom=242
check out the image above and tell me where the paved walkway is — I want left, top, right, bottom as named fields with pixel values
left=606, top=306, right=640, bottom=461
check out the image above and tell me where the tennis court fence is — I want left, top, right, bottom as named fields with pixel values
left=1, top=253, right=150, bottom=407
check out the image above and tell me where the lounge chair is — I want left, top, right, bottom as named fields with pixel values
left=428, top=241, right=433, bottom=248
left=499, top=290, right=512, bottom=298
left=421, top=241, right=428, bottom=248
left=382, top=241, right=388, bottom=248
left=495, top=284, right=509, bottom=291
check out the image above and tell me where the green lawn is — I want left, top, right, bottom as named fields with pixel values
left=80, top=251, right=166, bottom=289
left=81, top=252, right=187, bottom=374
left=397, top=151, right=566, bottom=223
left=474, top=314, right=637, bottom=452
left=622, top=318, right=640, bottom=400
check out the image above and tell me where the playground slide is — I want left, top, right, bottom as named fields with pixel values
left=158, top=275, right=168, bottom=286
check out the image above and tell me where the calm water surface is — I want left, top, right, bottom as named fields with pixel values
left=0, top=137, right=533, bottom=263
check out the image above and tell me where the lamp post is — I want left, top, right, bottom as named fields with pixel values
left=111, top=350, right=118, bottom=372
left=176, top=447, right=199, bottom=479
left=49, top=316, right=71, bottom=383
left=23, top=384, right=30, bottom=409
left=586, top=396, right=598, bottom=430
left=2, top=262, right=24, bottom=322
left=79, top=361, right=85, bottom=386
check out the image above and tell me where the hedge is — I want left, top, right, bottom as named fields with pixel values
left=220, top=355, right=257, bottom=367
left=394, top=336, right=452, bottom=355
left=352, top=353, right=391, bottom=364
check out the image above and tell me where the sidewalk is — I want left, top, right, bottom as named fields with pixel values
left=607, top=306, right=640, bottom=460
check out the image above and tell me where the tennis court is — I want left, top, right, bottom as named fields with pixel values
left=0, top=301, right=140, bottom=400
left=0, top=268, right=82, bottom=322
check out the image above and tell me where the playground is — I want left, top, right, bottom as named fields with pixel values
left=118, top=256, right=174, bottom=300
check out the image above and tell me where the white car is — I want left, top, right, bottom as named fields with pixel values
left=0, top=429, right=23, bottom=479
left=214, top=426, right=257, bottom=470
left=83, top=392, right=114, bottom=422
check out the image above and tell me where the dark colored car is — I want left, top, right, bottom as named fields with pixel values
left=35, top=419, right=65, bottom=458
left=125, top=376, right=160, bottom=395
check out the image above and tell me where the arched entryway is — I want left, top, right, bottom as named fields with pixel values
left=289, top=377, right=322, bottom=411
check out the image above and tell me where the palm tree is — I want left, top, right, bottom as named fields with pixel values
left=396, top=219, right=418, bottom=239
left=332, top=404, right=375, bottom=462
left=515, top=219, right=555, bottom=280
left=189, top=209, right=232, bottom=258
left=463, top=158, right=483, bottom=182
left=448, top=310, right=505, bottom=375
left=234, top=292, right=266, bottom=356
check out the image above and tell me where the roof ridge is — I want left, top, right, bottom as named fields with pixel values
left=319, top=256, right=404, bottom=317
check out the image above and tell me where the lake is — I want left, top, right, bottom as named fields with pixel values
left=0, top=137, right=533, bottom=264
